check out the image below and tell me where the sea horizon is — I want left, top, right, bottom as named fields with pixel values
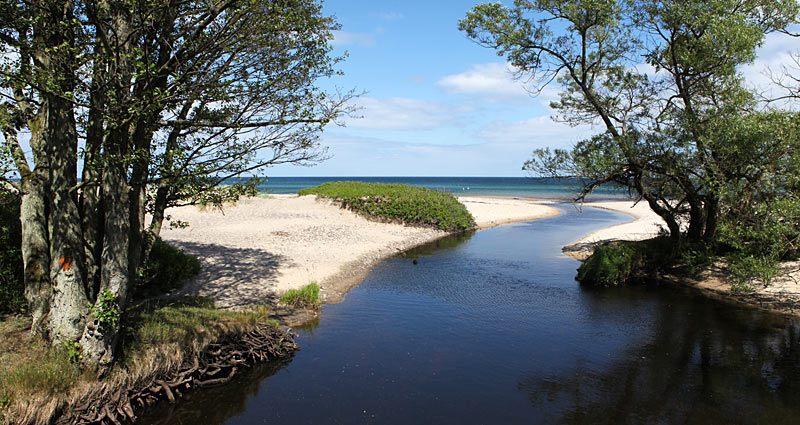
left=253, top=176, right=632, bottom=200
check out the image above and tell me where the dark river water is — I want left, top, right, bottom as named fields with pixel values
left=138, top=206, right=800, bottom=425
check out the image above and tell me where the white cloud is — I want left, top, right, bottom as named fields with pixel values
left=331, top=30, right=375, bottom=47
left=739, top=31, right=800, bottom=107
left=345, top=97, right=466, bottom=130
left=437, top=63, right=529, bottom=97
left=478, top=116, right=596, bottom=149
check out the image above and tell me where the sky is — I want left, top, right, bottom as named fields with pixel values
left=265, top=0, right=800, bottom=177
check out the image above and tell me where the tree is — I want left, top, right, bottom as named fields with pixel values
left=460, top=0, right=798, bottom=249
left=0, top=0, right=352, bottom=369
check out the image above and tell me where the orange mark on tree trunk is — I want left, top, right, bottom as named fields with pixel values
left=59, top=257, right=73, bottom=271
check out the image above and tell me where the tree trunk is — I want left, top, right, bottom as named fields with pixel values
left=80, top=160, right=129, bottom=368
left=37, top=0, right=89, bottom=343
left=80, top=36, right=108, bottom=300
left=80, top=2, right=134, bottom=368
left=20, top=173, right=52, bottom=336
left=703, top=196, right=719, bottom=243
left=46, top=95, right=89, bottom=344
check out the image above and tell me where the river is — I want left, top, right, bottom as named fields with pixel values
left=138, top=205, right=800, bottom=425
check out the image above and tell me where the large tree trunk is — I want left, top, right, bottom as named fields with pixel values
left=38, top=0, right=89, bottom=344
left=46, top=95, right=89, bottom=344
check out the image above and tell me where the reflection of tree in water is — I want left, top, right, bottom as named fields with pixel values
left=137, top=355, right=295, bottom=425
left=518, top=297, right=800, bottom=425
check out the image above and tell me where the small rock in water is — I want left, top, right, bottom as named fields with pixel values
left=412, top=259, right=418, bottom=265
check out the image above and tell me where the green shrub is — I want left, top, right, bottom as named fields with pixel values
left=279, top=282, right=320, bottom=309
left=299, top=182, right=476, bottom=232
left=577, top=237, right=678, bottom=286
left=0, top=188, right=24, bottom=313
left=135, top=237, right=201, bottom=298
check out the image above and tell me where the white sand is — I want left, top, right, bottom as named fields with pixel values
left=562, top=201, right=666, bottom=260
left=159, top=195, right=557, bottom=308
left=459, top=196, right=559, bottom=228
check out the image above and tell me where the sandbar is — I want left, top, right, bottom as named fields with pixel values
left=159, top=195, right=558, bottom=308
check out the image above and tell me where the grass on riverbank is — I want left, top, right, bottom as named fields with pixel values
left=0, top=297, right=281, bottom=424
left=298, top=181, right=476, bottom=232
left=279, top=282, right=320, bottom=309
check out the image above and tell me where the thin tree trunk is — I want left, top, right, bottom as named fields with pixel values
left=703, top=196, right=719, bottom=243
left=20, top=173, right=52, bottom=336
left=2, top=121, right=52, bottom=336
left=80, top=2, right=133, bottom=368
left=80, top=36, right=108, bottom=300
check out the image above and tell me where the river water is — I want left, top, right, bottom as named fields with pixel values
left=138, top=206, right=800, bottom=425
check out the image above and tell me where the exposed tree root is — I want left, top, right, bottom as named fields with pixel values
left=53, top=324, right=298, bottom=425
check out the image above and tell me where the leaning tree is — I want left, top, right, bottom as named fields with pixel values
left=460, top=0, right=798, bottom=247
left=0, top=0, right=353, bottom=369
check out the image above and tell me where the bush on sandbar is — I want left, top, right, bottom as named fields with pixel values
left=298, top=181, right=475, bottom=232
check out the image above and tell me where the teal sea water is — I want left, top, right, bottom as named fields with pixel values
left=257, top=176, right=630, bottom=199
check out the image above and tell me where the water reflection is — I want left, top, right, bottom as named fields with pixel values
left=520, top=287, right=800, bottom=424
left=136, top=356, right=295, bottom=425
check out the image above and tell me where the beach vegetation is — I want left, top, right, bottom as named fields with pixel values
left=135, top=237, right=202, bottom=299
left=299, top=182, right=476, bottom=232
left=0, top=0, right=351, bottom=369
left=462, top=0, right=800, bottom=283
left=576, top=237, right=669, bottom=286
left=280, top=282, right=321, bottom=309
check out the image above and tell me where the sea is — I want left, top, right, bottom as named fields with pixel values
left=254, top=176, right=631, bottom=199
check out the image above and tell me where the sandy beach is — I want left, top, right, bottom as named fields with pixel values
left=160, top=195, right=559, bottom=308
left=562, top=201, right=666, bottom=260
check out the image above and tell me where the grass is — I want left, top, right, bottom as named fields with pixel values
left=279, top=282, right=321, bottom=309
left=298, top=181, right=476, bottom=232
left=0, top=298, right=280, bottom=424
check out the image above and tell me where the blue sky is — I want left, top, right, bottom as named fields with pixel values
left=268, top=0, right=799, bottom=177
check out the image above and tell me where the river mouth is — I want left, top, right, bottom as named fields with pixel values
left=138, top=206, right=800, bottom=425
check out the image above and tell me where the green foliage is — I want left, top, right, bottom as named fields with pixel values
left=62, top=340, right=83, bottom=364
left=90, top=289, right=119, bottom=329
left=135, top=237, right=201, bottom=299
left=577, top=237, right=677, bottom=286
left=0, top=188, right=24, bottom=314
left=299, top=182, right=476, bottom=232
left=279, top=282, right=321, bottom=309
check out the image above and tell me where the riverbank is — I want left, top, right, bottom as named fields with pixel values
left=159, top=195, right=559, bottom=308
left=562, top=201, right=665, bottom=260
left=562, top=201, right=800, bottom=318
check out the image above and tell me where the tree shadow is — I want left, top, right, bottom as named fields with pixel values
left=166, top=241, right=295, bottom=309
